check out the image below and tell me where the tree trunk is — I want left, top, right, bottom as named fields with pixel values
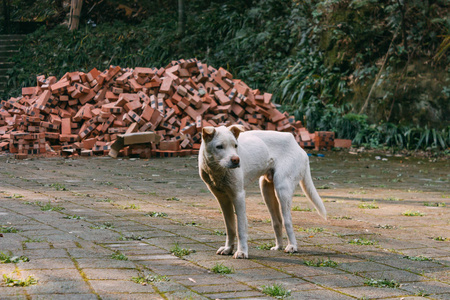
left=177, top=0, right=185, bottom=37
left=3, top=0, right=11, bottom=34
left=69, top=0, right=83, bottom=31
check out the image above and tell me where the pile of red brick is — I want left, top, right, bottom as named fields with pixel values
left=0, top=58, right=350, bottom=159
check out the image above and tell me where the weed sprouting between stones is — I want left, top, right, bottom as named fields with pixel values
left=62, top=215, right=84, bottom=220
left=0, top=226, right=21, bottom=233
left=298, top=227, right=324, bottom=233
left=0, top=252, right=29, bottom=263
left=123, top=204, right=140, bottom=210
left=292, top=206, right=312, bottom=212
left=364, top=278, right=400, bottom=288
left=257, top=242, right=276, bottom=250
left=170, top=243, right=194, bottom=257
left=403, top=255, right=433, bottom=261
left=2, top=274, right=37, bottom=287
left=118, top=234, right=146, bottom=241
left=145, top=212, right=168, bottom=218
left=111, top=251, right=128, bottom=261
left=131, top=274, right=169, bottom=285
left=50, top=183, right=67, bottom=191
left=213, top=230, right=226, bottom=236
left=38, top=202, right=65, bottom=212
left=89, top=222, right=113, bottom=229
left=402, top=210, right=425, bottom=216
left=261, top=284, right=291, bottom=298
left=348, top=237, right=378, bottom=246
left=423, top=202, right=446, bottom=207
left=211, top=263, right=234, bottom=274
left=303, top=258, right=338, bottom=268
left=358, top=202, right=379, bottom=209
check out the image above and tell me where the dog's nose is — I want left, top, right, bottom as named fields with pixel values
left=230, top=156, right=240, bottom=165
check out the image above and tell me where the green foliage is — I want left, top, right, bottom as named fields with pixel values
left=358, top=202, right=379, bottom=209
left=364, top=278, right=400, bottom=288
left=39, top=202, right=65, bottom=212
left=111, top=251, right=128, bottom=261
left=170, top=243, right=193, bottom=257
left=50, top=183, right=67, bottom=191
left=303, top=258, right=338, bottom=267
left=0, top=252, right=29, bottom=263
left=211, top=263, right=234, bottom=274
left=0, top=226, right=20, bottom=233
left=403, top=255, right=432, bottom=261
left=144, top=212, right=168, bottom=218
left=2, top=274, right=37, bottom=287
left=348, top=237, right=377, bottom=246
left=402, top=210, right=425, bottom=217
left=3, top=0, right=449, bottom=151
left=131, top=274, right=169, bottom=285
left=261, top=284, right=291, bottom=298
left=257, top=242, right=276, bottom=250
left=62, top=215, right=84, bottom=220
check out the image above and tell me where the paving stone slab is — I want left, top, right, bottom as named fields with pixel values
left=89, top=279, right=157, bottom=294
left=399, top=280, right=450, bottom=295
left=205, top=290, right=267, bottom=299
left=337, top=285, right=414, bottom=299
left=1, top=154, right=449, bottom=300
left=31, top=294, right=98, bottom=300
left=24, top=280, right=92, bottom=295
left=16, top=258, right=76, bottom=270
left=76, top=258, right=137, bottom=269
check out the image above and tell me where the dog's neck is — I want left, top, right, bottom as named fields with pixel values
left=201, top=153, right=234, bottom=191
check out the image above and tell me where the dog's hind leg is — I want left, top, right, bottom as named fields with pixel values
left=259, top=176, right=283, bottom=250
left=216, top=193, right=236, bottom=256
left=273, top=180, right=298, bottom=253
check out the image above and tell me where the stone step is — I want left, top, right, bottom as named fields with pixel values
left=0, top=44, right=20, bottom=51
left=0, top=36, right=25, bottom=46
left=0, top=34, right=26, bottom=39
left=0, top=49, right=19, bottom=56
left=0, top=62, right=14, bottom=68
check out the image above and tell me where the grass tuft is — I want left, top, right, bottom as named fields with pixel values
left=303, top=258, right=338, bottom=267
left=364, top=278, right=400, bottom=288
left=261, top=284, right=291, bottom=298
left=402, top=210, right=425, bottom=216
left=3, top=274, right=37, bottom=287
left=348, top=237, right=377, bottom=246
left=0, top=252, right=29, bottom=263
left=170, top=243, right=194, bottom=257
left=131, top=274, right=169, bottom=285
left=111, top=251, right=128, bottom=261
left=211, top=263, right=234, bottom=274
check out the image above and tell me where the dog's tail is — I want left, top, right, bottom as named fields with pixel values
left=300, top=163, right=327, bottom=220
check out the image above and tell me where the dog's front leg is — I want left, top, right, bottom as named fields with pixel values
left=232, top=190, right=248, bottom=259
left=216, top=193, right=236, bottom=256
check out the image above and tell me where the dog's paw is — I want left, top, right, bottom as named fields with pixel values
left=284, top=244, right=298, bottom=253
left=270, top=245, right=283, bottom=251
left=216, top=246, right=234, bottom=255
left=233, top=251, right=248, bottom=259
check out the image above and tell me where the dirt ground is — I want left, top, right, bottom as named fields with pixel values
left=0, top=151, right=449, bottom=299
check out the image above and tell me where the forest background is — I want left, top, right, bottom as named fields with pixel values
left=1, top=0, right=449, bottom=151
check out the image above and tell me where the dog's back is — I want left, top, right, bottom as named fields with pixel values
left=238, top=130, right=309, bottom=185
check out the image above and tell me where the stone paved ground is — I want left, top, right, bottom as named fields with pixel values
left=0, top=152, right=448, bottom=299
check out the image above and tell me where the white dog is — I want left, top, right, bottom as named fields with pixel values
left=199, top=125, right=327, bottom=259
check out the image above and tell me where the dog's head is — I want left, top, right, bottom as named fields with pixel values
left=201, top=125, right=245, bottom=169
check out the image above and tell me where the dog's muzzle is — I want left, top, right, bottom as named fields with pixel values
left=229, top=155, right=240, bottom=168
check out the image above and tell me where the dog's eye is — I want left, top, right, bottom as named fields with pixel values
left=216, top=145, right=223, bottom=150
left=234, top=144, right=238, bottom=148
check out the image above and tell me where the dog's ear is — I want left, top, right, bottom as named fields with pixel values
left=202, top=127, right=216, bottom=142
left=228, top=124, right=245, bottom=139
